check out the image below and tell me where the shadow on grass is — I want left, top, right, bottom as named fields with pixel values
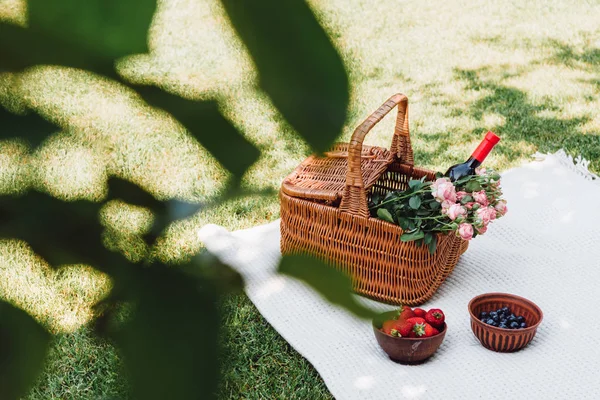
left=546, top=39, right=600, bottom=70
left=412, top=59, right=599, bottom=173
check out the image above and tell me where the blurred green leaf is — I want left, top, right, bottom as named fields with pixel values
left=221, top=0, right=349, bottom=153
left=28, top=0, right=156, bottom=62
left=0, top=0, right=156, bottom=74
left=0, top=191, right=107, bottom=268
left=105, top=264, right=221, bottom=400
left=0, top=301, right=50, bottom=400
left=0, top=106, right=59, bottom=147
left=134, top=86, right=260, bottom=181
left=278, top=254, right=377, bottom=319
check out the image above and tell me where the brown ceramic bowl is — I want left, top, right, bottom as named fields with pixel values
left=468, top=293, right=543, bottom=352
left=372, top=311, right=447, bottom=364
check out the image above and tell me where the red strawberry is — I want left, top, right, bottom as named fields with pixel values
left=411, top=322, right=440, bottom=338
left=394, top=320, right=415, bottom=338
left=425, top=309, right=445, bottom=329
left=412, top=322, right=426, bottom=337
left=423, top=323, right=439, bottom=337
left=405, top=317, right=426, bottom=326
left=413, top=308, right=427, bottom=318
left=397, top=305, right=415, bottom=321
left=382, top=320, right=396, bottom=335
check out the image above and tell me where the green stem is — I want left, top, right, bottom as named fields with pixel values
left=368, top=186, right=432, bottom=210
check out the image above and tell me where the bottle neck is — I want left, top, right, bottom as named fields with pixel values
left=471, top=134, right=499, bottom=163
left=465, top=156, right=481, bottom=169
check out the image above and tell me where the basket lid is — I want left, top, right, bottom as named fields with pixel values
left=281, top=143, right=393, bottom=202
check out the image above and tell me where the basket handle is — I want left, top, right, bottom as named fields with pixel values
left=339, top=93, right=413, bottom=217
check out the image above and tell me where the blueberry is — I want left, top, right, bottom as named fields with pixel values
left=498, top=323, right=508, bottom=329
left=507, top=316, right=517, bottom=323
left=520, top=322, right=527, bottom=328
left=485, top=319, right=495, bottom=326
left=501, top=307, right=510, bottom=314
left=479, top=311, right=488, bottom=319
left=492, top=315, right=500, bottom=323
left=509, top=322, right=520, bottom=329
left=516, top=316, right=525, bottom=323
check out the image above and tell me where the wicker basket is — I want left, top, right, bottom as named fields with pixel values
left=280, top=93, right=468, bottom=305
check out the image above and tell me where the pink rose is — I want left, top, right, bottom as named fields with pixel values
left=446, top=203, right=467, bottom=221
left=456, top=191, right=468, bottom=200
left=457, top=223, right=474, bottom=240
left=475, top=167, right=487, bottom=176
left=465, top=202, right=475, bottom=210
left=441, top=200, right=454, bottom=212
left=495, top=200, right=508, bottom=216
left=476, top=206, right=497, bottom=225
left=472, top=190, right=489, bottom=207
left=476, top=225, right=488, bottom=234
left=431, top=178, right=457, bottom=203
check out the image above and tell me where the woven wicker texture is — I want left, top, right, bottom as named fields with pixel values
left=280, top=94, right=467, bottom=305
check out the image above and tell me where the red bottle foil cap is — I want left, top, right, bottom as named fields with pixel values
left=472, top=131, right=500, bottom=162
left=485, top=131, right=500, bottom=145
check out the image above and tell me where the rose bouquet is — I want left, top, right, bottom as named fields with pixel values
left=369, top=167, right=507, bottom=253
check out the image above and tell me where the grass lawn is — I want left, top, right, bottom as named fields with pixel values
left=1, top=0, right=599, bottom=398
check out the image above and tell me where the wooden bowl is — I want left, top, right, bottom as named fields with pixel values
left=468, top=293, right=543, bottom=352
left=372, top=311, right=447, bottom=364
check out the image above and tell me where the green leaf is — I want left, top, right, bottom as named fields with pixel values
left=465, top=181, right=482, bottom=192
left=105, top=264, right=221, bottom=400
left=377, top=208, right=395, bottom=223
left=429, top=201, right=441, bottom=210
left=0, top=191, right=107, bottom=268
left=0, top=301, right=50, bottom=400
left=460, top=195, right=474, bottom=204
left=408, top=180, right=422, bottom=190
left=278, top=254, right=378, bottom=319
left=0, top=23, right=105, bottom=72
left=401, top=229, right=425, bottom=242
left=455, top=175, right=473, bottom=185
left=424, top=232, right=433, bottom=245
left=220, top=0, right=349, bottom=153
left=409, top=196, right=421, bottom=210
left=134, top=87, right=260, bottom=180
left=435, top=172, right=443, bottom=179
left=1, top=0, right=156, bottom=75
left=370, top=193, right=382, bottom=205
left=428, top=235, right=437, bottom=254
left=383, top=191, right=400, bottom=202
left=398, top=217, right=411, bottom=230
left=29, top=0, right=157, bottom=61
left=0, top=106, right=59, bottom=147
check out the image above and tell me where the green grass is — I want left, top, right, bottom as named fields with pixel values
left=0, top=0, right=599, bottom=398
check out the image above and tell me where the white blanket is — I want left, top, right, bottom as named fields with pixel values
left=199, top=151, right=600, bottom=399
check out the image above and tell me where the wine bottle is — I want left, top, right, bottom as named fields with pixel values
left=445, top=131, right=500, bottom=181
